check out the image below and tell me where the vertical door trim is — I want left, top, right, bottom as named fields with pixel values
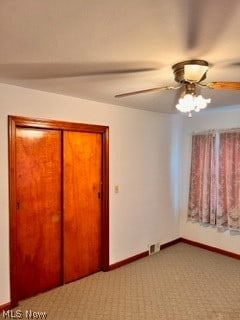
left=8, top=115, right=109, bottom=306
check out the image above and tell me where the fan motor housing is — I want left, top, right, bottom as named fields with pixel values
left=172, top=60, right=209, bottom=83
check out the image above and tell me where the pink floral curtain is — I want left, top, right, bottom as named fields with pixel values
left=188, top=133, right=217, bottom=224
left=217, top=131, right=240, bottom=230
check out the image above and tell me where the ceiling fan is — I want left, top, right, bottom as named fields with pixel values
left=115, top=60, right=240, bottom=116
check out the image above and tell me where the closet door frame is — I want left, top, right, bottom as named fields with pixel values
left=9, top=115, right=109, bottom=307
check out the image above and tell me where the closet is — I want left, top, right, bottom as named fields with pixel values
left=9, top=116, right=109, bottom=304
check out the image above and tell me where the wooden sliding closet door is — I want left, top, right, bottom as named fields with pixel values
left=10, top=116, right=109, bottom=305
left=15, top=128, right=62, bottom=300
left=63, top=131, right=102, bottom=283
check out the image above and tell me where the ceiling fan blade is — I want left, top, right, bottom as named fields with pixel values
left=115, top=85, right=178, bottom=98
left=0, top=63, right=159, bottom=80
left=207, top=81, right=240, bottom=90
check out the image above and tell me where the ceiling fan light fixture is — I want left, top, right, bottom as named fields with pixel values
left=176, top=93, right=211, bottom=116
left=184, top=64, right=209, bottom=82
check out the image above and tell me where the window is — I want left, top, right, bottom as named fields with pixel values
left=188, top=130, right=240, bottom=231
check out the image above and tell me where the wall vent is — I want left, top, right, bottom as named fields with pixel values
left=148, top=242, right=161, bottom=255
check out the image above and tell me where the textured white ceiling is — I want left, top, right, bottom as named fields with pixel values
left=0, top=0, right=240, bottom=113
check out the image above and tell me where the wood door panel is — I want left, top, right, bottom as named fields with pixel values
left=16, top=128, right=62, bottom=299
left=64, top=131, right=102, bottom=283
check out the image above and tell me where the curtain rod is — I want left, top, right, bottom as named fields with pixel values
left=193, top=127, right=240, bottom=135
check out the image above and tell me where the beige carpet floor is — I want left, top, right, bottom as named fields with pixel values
left=8, top=243, right=240, bottom=319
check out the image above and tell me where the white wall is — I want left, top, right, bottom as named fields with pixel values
left=180, top=106, right=240, bottom=254
left=0, top=83, right=181, bottom=305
